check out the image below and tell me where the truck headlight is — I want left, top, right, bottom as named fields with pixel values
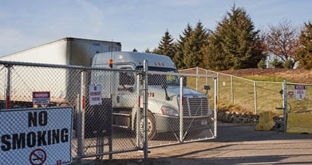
left=161, top=106, right=178, bottom=116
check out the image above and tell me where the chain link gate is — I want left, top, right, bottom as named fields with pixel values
left=283, top=81, right=312, bottom=134
left=0, top=61, right=145, bottom=162
left=145, top=70, right=217, bottom=147
left=0, top=60, right=218, bottom=163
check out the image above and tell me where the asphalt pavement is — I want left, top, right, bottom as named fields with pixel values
left=73, top=122, right=312, bottom=165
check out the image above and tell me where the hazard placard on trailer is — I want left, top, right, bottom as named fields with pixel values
left=0, top=107, right=73, bottom=165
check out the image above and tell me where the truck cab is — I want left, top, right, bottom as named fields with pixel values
left=91, top=51, right=211, bottom=139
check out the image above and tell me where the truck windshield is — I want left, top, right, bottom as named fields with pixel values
left=136, top=66, right=180, bottom=86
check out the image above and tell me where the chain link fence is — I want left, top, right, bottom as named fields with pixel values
left=180, top=67, right=284, bottom=115
left=0, top=61, right=217, bottom=163
left=180, top=67, right=312, bottom=135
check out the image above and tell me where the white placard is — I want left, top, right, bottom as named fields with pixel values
left=295, top=85, right=306, bottom=100
left=89, top=84, right=102, bottom=105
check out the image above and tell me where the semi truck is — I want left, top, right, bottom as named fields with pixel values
left=0, top=38, right=212, bottom=139
left=91, top=51, right=212, bottom=139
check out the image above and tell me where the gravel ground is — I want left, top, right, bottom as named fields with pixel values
left=73, top=122, right=312, bottom=165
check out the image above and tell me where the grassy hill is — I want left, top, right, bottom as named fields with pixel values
left=222, top=68, right=312, bottom=84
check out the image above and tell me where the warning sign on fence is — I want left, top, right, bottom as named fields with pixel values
left=89, top=84, right=102, bottom=105
left=295, top=84, right=306, bottom=100
left=32, top=91, right=50, bottom=105
left=0, top=107, right=73, bottom=165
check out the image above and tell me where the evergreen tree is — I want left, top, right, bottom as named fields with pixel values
left=192, top=22, right=209, bottom=68
left=296, top=22, right=312, bottom=69
left=175, top=22, right=209, bottom=69
left=145, top=48, right=151, bottom=53
left=174, top=24, right=193, bottom=69
left=204, top=33, right=231, bottom=70
left=205, top=5, right=264, bottom=70
left=154, top=30, right=175, bottom=59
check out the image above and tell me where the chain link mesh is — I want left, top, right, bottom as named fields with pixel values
left=180, top=67, right=284, bottom=115
left=0, top=62, right=217, bottom=162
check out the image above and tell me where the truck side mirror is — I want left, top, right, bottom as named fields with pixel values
left=161, top=83, right=170, bottom=101
left=161, top=83, right=168, bottom=89
left=204, top=85, right=210, bottom=90
left=204, top=85, right=210, bottom=95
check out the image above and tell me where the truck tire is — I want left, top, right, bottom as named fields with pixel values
left=138, top=111, right=157, bottom=140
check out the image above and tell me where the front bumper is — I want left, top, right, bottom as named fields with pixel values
left=155, top=114, right=212, bottom=133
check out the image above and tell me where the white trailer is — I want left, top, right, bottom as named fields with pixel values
left=0, top=37, right=121, bottom=106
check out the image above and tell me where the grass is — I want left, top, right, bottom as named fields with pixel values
left=181, top=68, right=311, bottom=115
left=244, top=75, right=287, bottom=82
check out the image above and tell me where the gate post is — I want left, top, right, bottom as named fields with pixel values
left=282, top=80, right=288, bottom=133
left=179, top=76, right=184, bottom=143
left=136, top=74, right=141, bottom=148
left=5, top=64, right=12, bottom=109
left=77, top=71, right=87, bottom=159
left=143, top=60, right=148, bottom=161
left=214, top=77, right=218, bottom=137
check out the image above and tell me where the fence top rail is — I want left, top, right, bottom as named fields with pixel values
left=286, top=82, right=312, bottom=86
left=180, top=72, right=217, bottom=78
left=152, top=70, right=217, bottom=78
left=254, top=81, right=283, bottom=84
left=179, top=67, right=292, bottom=84
left=0, top=60, right=88, bottom=70
left=0, top=60, right=139, bottom=73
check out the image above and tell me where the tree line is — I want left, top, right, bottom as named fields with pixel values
left=143, top=6, right=312, bottom=70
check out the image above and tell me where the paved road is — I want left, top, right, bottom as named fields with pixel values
left=75, top=122, right=312, bottom=164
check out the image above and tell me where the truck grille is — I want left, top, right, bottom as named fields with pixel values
left=182, top=97, right=209, bottom=117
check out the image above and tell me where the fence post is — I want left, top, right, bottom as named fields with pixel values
left=77, top=71, right=87, bottom=160
left=136, top=74, right=141, bottom=148
left=253, top=81, right=257, bottom=114
left=196, top=66, right=198, bottom=91
left=143, top=60, right=148, bottom=161
left=179, top=76, right=184, bottom=143
left=283, top=80, right=288, bottom=133
left=231, top=75, right=234, bottom=104
left=5, top=64, right=11, bottom=109
left=217, top=72, right=219, bottom=101
left=214, top=77, right=218, bottom=137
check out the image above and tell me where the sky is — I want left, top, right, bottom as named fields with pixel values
left=0, top=0, right=311, bottom=56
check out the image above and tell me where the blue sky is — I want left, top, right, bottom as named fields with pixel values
left=0, top=0, right=311, bottom=56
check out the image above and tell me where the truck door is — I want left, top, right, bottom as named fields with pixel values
left=114, top=66, right=137, bottom=107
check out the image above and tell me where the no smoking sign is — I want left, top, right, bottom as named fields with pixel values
left=0, top=107, right=72, bottom=164
left=29, top=148, right=46, bottom=165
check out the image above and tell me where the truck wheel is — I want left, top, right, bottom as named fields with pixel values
left=138, top=111, right=157, bottom=140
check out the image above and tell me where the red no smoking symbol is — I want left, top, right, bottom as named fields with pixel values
left=29, top=148, right=47, bottom=165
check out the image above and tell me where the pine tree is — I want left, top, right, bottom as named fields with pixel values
left=205, top=5, right=264, bottom=70
left=154, top=30, right=175, bottom=59
left=175, top=22, right=209, bottom=69
left=204, top=34, right=231, bottom=70
left=192, top=22, right=209, bottom=68
left=174, top=24, right=193, bottom=69
left=297, top=22, right=312, bottom=69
